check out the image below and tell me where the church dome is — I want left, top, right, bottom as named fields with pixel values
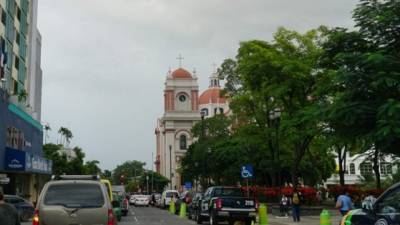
left=199, top=87, right=227, bottom=105
left=171, top=68, right=192, bottom=79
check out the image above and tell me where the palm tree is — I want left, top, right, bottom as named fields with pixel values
left=44, top=123, right=51, bottom=144
left=58, top=127, right=73, bottom=146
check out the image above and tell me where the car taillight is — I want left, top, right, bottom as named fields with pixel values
left=108, top=209, right=115, bottom=225
left=216, top=198, right=222, bottom=210
left=32, top=209, right=39, bottom=225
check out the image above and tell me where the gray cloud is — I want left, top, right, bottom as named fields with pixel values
left=38, top=0, right=358, bottom=170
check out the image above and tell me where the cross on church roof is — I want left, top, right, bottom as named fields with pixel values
left=177, top=54, right=184, bottom=68
left=212, top=62, right=217, bottom=73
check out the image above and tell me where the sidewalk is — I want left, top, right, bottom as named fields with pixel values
left=263, top=210, right=342, bottom=225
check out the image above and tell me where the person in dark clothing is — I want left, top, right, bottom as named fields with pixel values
left=0, top=189, right=20, bottom=225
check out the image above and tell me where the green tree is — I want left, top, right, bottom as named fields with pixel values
left=112, top=160, right=146, bottom=185
left=321, top=0, right=400, bottom=189
left=84, top=160, right=101, bottom=175
left=219, top=27, right=327, bottom=186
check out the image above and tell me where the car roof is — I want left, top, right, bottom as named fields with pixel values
left=46, top=180, right=104, bottom=185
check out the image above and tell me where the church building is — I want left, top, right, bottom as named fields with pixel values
left=155, top=66, right=228, bottom=190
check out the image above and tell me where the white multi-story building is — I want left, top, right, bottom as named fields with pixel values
left=326, top=150, right=400, bottom=185
left=26, top=0, right=42, bottom=121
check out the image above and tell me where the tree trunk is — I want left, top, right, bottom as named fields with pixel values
left=373, top=149, right=381, bottom=189
left=337, top=146, right=347, bottom=187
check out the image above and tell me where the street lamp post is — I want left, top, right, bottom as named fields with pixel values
left=169, top=145, right=172, bottom=189
left=269, top=108, right=281, bottom=186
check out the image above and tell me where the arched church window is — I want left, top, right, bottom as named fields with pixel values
left=201, top=108, right=208, bottom=116
left=180, top=135, right=187, bottom=150
left=350, top=163, right=355, bottom=174
left=219, top=108, right=224, bottom=114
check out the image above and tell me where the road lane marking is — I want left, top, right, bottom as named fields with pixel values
left=134, top=216, right=138, bottom=222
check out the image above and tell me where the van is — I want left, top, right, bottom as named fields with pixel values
left=161, top=190, right=180, bottom=208
left=33, top=175, right=117, bottom=225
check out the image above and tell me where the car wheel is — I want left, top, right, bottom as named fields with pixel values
left=209, top=212, right=219, bottom=225
left=122, top=211, right=128, bottom=217
left=195, top=210, right=203, bottom=224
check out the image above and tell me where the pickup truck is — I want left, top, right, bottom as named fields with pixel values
left=196, top=186, right=257, bottom=225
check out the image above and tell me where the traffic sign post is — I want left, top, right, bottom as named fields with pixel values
left=241, top=165, right=253, bottom=197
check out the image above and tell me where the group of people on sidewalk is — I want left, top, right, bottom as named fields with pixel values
left=279, top=187, right=302, bottom=222
left=278, top=187, right=377, bottom=222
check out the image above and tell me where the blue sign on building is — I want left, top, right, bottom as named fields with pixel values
left=4, top=148, right=52, bottom=174
left=241, top=165, right=254, bottom=178
left=5, top=148, right=26, bottom=171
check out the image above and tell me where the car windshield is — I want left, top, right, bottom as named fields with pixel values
left=44, top=183, right=104, bottom=208
left=214, top=188, right=244, bottom=197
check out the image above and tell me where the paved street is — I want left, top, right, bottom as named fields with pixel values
left=22, top=207, right=342, bottom=225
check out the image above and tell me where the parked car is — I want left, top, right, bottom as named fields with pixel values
left=161, top=190, right=179, bottom=209
left=341, top=182, right=400, bottom=225
left=150, top=193, right=161, bottom=206
left=33, top=175, right=118, bottom=225
left=132, top=195, right=150, bottom=206
left=129, top=194, right=140, bottom=205
left=188, top=193, right=203, bottom=220
left=4, top=195, right=34, bottom=222
left=196, top=186, right=257, bottom=225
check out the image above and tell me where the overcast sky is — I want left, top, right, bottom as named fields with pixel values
left=38, top=0, right=359, bottom=171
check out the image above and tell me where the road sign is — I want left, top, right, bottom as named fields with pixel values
left=241, top=165, right=253, bottom=178
left=184, top=182, right=192, bottom=189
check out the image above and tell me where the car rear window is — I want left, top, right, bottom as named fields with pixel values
left=166, top=192, right=179, bottom=198
left=214, top=188, right=244, bottom=197
left=44, top=183, right=104, bottom=208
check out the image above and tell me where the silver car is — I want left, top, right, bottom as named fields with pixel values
left=33, top=175, right=117, bottom=225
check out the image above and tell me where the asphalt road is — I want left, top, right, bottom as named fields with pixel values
left=21, top=207, right=342, bottom=225
left=21, top=206, right=198, bottom=225
left=119, top=206, right=197, bottom=225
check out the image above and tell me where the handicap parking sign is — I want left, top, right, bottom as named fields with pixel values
left=241, top=165, right=253, bottom=178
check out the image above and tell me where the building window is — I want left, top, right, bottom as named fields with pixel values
left=380, top=163, right=392, bottom=175
left=350, top=163, right=355, bottom=175
left=219, top=108, right=224, bottom=114
left=14, top=56, right=19, bottom=69
left=16, top=32, right=20, bottom=45
left=360, top=163, right=373, bottom=176
left=6, top=127, right=24, bottom=150
left=16, top=7, right=21, bottom=21
left=1, top=7, right=5, bottom=25
left=179, top=135, right=187, bottom=150
left=214, top=108, right=218, bottom=115
left=201, top=108, right=208, bottom=116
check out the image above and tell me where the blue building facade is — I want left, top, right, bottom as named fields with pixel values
left=0, top=88, right=51, bottom=202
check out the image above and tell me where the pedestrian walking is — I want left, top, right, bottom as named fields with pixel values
left=335, top=188, right=353, bottom=216
left=290, top=187, right=302, bottom=222
left=279, top=194, right=289, bottom=217
left=0, top=189, right=20, bottom=225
